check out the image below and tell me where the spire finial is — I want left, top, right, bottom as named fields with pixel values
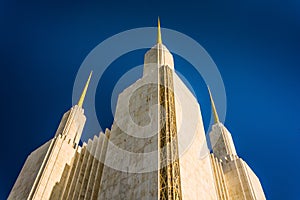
left=78, top=71, right=93, bottom=108
left=157, top=17, right=162, bottom=44
left=208, top=86, right=220, bottom=124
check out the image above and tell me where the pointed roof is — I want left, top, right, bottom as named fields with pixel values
left=208, top=86, right=220, bottom=124
left=78, top=71, right=93, bottom=108
left=157, top=17, right=162, bottom=44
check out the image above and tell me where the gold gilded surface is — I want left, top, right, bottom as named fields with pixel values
left=157, top=17, right=162, bottom=44
left=78, top=71, right=93, bottom=108
left=159, top=65, right=182, bottom=200
left=208, top=86, right=220, bottom=124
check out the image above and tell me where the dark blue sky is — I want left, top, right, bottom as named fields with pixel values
left=1, top=0, right=299, bottom=199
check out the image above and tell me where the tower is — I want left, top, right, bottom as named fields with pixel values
left=8, top=72, right=92, bottom=200
left=208, top=88, right=266, bottom=200
left=97, top=18, right=218, bottom=199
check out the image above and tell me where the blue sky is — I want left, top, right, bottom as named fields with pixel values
left=0, top=0, right=299, bottom=199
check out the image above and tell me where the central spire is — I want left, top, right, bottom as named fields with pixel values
left=78, top=71, right=93, bottom=108
left=157, top=17, right=162, bottom=44
left=208, top=86, right=220, bottom=124
left=143, top=18, right=174, bottom=76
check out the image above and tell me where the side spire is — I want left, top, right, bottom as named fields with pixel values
left=78, top=71, right=93, bottom=108
left=157, top=17, right=162, bottom=44
left=208, top=86, right=220, bottom=124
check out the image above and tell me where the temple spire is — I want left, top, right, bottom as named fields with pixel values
left=157, top=17, right=162, bottom=44
left=77, top=71, right=93, bottom=108
left=208, top=86, right=220, bottom=124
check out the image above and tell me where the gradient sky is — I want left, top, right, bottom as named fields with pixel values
left=1, top=0, right=299, bottom=199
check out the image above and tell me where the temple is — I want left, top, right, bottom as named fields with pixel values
left=8, top=19, right=265, bottom=200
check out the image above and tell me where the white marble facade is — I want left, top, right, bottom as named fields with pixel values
left=8, top=27, right=266, bottom=200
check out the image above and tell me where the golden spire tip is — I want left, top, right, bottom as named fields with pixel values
left=157, top=17, right=162, bottom=44
left=207, top=86, right=220, bottom=124
left=78, top=71, right=93, bottom=108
